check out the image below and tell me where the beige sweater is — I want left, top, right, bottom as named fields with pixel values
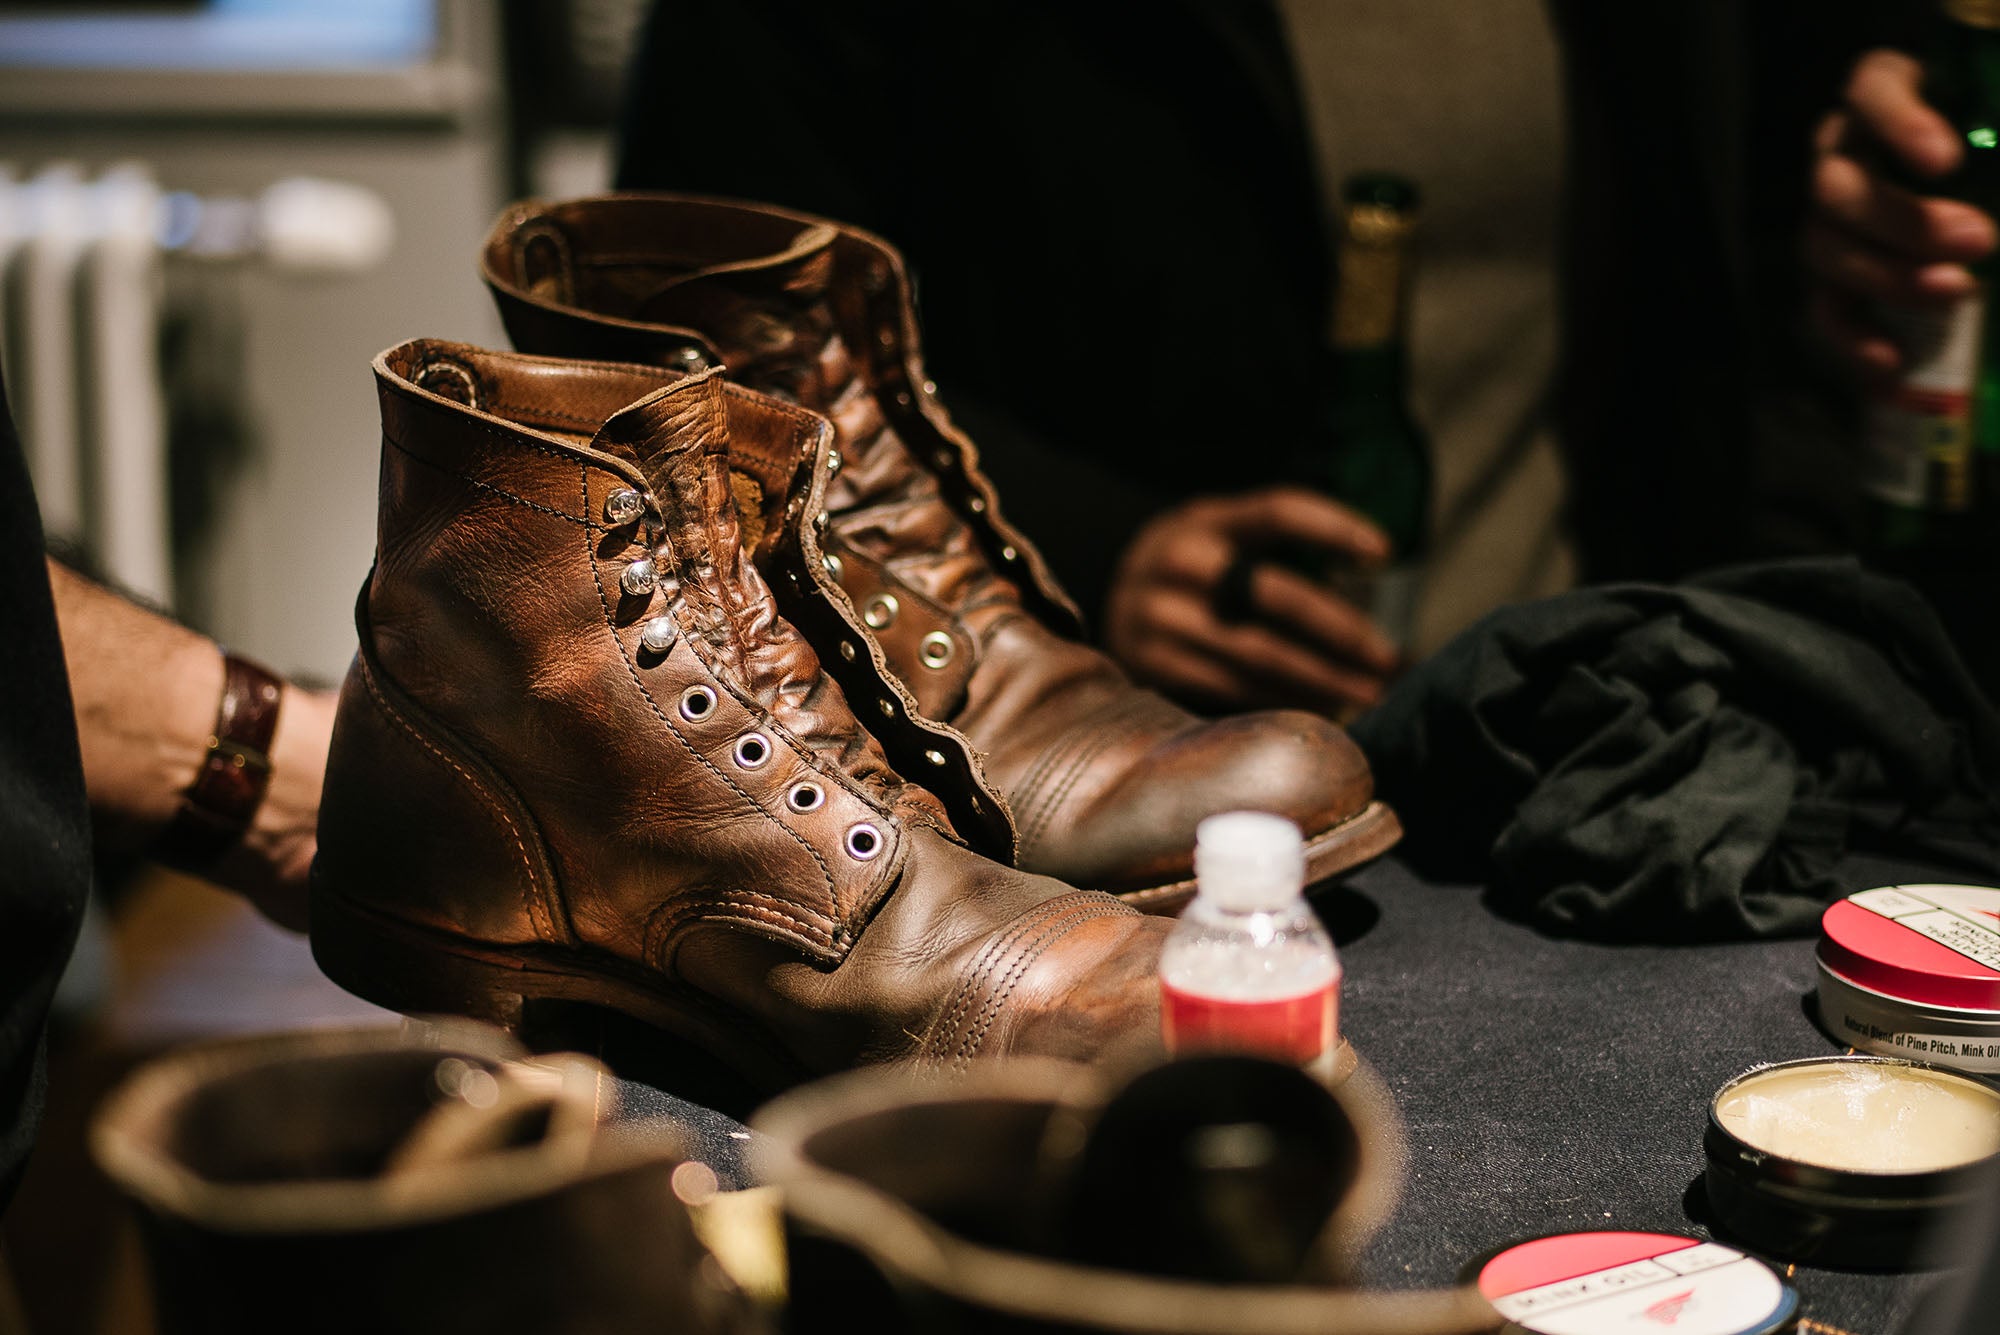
left=1278, top=0, right=1576, bottom=658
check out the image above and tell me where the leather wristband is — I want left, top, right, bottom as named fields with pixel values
left=154, top=653, right=283, bottom=870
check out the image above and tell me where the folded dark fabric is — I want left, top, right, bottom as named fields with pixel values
left=1350, top=559, right=2000, bottom=941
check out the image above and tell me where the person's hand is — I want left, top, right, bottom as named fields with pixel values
left=1103, top=487, right=1401, bottom=717
left=1805, top=48, right=1997, bottom=381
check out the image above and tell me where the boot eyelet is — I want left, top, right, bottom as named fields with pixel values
left=604, top=488, right=646, bottom=526
left=679, top=685, right=717, bottom=722
left=667, top=346, right=710, bottom=373
left=919, top=632, right=954, bottom=669
left=733, top=731, right=772, bottom=769
left=814, top=512, right=830, bottom=533
left=877, top=698, right=896, bottom=718
left=845, top=823, right=883, bottom=860
left=639, top=616, right=678, bottom=655
left=839, top=641, right=858, bottom=662
left=620, top=557, right=658, bottom=598
left=826, top=449, right=843, bottom=476
left=787, top=782, right=825, bottom=813
left=967, top=497, right=986, bottom=514
left=1001, top=545, right=1018, bottom=562
left=924, top=749, right=946, bottom=767
left=862, top=594, right=899, bottom=629
left=823, top=552, right=844, bottom=581
left=931, top=449, right=953, bottom=470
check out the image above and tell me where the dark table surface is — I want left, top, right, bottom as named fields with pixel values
left=613, top=852, right=1994, bottom=1333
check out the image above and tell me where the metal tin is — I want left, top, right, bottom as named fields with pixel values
left=1703, top=1056, right=2000, bottom=1269
left=1464, top=1231, right=1797, bottom=1335
left=1815, top=884, right=2000, bottom=1075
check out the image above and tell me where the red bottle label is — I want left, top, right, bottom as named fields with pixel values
left=1160, top=981, right=1337, bottom=1067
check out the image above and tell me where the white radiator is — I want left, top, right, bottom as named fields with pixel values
left=0, top=162, right=392, bottom=608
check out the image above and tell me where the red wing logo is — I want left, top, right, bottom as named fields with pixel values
left=1639, top=1289, right=1696, bottom=1324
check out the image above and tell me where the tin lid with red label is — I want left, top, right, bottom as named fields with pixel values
left=1469, top=1231, right=1797, bottom=1335
left=1818, top=885, right=2000, bottom=1012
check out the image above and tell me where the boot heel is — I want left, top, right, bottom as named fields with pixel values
left=310, top=882, right=529, bottom=1032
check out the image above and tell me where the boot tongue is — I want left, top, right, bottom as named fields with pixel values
left=591, top=371, right=755, bottom=672
left=591, top=372, right=911, bottom=799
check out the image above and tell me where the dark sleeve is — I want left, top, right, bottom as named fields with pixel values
left=618, top=0, right=1334, bottom=624
left=1551, top=0, right=1922, bottom=582
left=0, top=374, right=91, bottom=1210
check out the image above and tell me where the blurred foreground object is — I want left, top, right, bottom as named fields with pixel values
left=753, top=1056, right=1501, bottom=1334
left=92, top=1021, right=755, bottom=1335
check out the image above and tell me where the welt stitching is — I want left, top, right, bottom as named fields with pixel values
left=384, top=430, right=598, bottom=528
left=358, top=657, right=551, bottom=941
left=582, top=461, right=843, bottom=943
left=956, top=900, right=1126, bottom=1069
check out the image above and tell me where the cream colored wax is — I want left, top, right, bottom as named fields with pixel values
left=1716, top=1062, right=2000, bottom=1174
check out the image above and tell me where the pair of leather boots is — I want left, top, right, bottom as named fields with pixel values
left=312, top=194, right=1399, bottom=1087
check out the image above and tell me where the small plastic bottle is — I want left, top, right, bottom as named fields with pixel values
left=1160, top=811, right=1342, bottom=1082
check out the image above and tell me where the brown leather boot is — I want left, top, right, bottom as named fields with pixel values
left=310, top=339, right=1167, bottom=1090
left=480, top=195, right=1399, bottom=911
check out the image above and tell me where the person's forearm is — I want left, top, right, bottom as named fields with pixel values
left=47, top=559, right=331, bottom=928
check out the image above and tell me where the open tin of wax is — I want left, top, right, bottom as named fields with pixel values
left=1815, top=884, right=2000, bottom=1075
left=1703, top=1056, right=2000, bottom=1268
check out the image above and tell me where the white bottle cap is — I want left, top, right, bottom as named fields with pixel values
left=1194, top=811, right=1307, bottom=912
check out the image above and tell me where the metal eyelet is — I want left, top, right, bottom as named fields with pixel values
left=667, top=346, right=711, bottom=374
left=826, top=448, right=843, bottom=476
left=621, top=557, right=658, bottom=597
left=919, top=632, right=954, bottom=669
left=678, top=684, right=717, bottom=722
left=862, top=594, right=899, bottom=630
left=604, top=488, right=646, bottom=526
left=844, top=823, right=883, bottom=860
left=787, top=782, right=825, bottom=813
left=877, top=698, right=896, bottom=718
left=1001, top=545, right=1018, bottom=562
left=893, top=389, right=912, bottom=407
left=924, top=749, right=946, bottom=767
left=639, top=616, right=678, bottom=655
left=733, top=731, right=772, bottom=769
left=814, top=512, right=830, bottom=533
left=839, top=641, right=858, bottom=662
left=931, top=449, right=953, bottom=470
left=967, top=497, right=986, bottom=514
left=823, top=552, right=844, bottom=581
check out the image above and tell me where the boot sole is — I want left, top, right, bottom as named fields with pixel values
left=1114, top=798, right=1402, bottom=915
left=310, top=881, right=813, bottom=1094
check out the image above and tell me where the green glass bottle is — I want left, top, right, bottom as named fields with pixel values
left=1866, top=0, right=2000, bottom=547
left=1320, top=173, right=1432, bottom=652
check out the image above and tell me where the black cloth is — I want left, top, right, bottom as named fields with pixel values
left=0, top=379, right=91, bottom=1209
left=1351, top=559, right=2000, bottom=941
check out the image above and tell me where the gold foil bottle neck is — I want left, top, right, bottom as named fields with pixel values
left=1332, top=204, right=1417, bottom=349
left=1945, top=0, right=2000, bottom=29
